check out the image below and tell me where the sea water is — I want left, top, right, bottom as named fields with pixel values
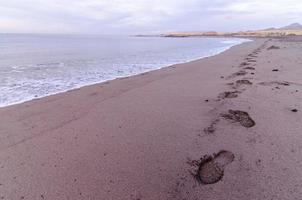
left=0, top=34, right=249, bottom=107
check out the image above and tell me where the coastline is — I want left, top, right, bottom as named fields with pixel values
left=0, top=37, right=249, bottom=108
left=0, top=37, right=302, bottom=199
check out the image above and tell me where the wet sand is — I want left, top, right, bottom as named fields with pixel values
left=0, top=37, right=302, bottom=199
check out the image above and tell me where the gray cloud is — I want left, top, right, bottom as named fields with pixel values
left=0, top=0, right=301, bottom=34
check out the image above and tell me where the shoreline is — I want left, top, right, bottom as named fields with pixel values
left=0, top=37, right=250, bottom=109
left=0, top=37, right=302, bottom=199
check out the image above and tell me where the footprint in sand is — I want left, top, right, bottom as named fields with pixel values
left=258, top=81, right=290, bottom=86
left=236, top=79, right=253, bottom=85
left=204, top=119, right=220, bottom=134
left=218, top=91, right=240, bottom=99
left=243, top=66, right=255, bottom=70
left=245, top=58, right=256, bottom=63
left=267, top=45, right=280, bottom=50
left=232, top=79, right=253, bottom=88
left=248, top=54, right=257, bottom=58
left=221, top=110, right=256, bottom=128
left=197, top=150, right=235, bottom=184
left=239, top=62, right=249, bottom=67
left=229, top=70, right=247, bottom=78
left=226, top=79, right=253, bottom=88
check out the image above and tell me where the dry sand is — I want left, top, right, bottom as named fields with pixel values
left=0, top=37, right=302, bottom=199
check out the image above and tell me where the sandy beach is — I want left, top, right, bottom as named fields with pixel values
left=0, top=37, right=302, bottom=199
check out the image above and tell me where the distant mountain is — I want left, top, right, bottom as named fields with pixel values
left=279, top=23, right=302, bottom=30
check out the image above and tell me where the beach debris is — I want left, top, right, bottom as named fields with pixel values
left=221, top=110, right=256, bottom=128
left=272, top=69, right=279, bottom=72
left=291, top=109, right=298, bottom=113
left=267, top=45, right=280, bottom=50
left=196, top=150, right=235, bottom=184
left=255, top=159, right=262, bottom=167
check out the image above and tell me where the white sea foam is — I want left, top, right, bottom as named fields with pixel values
left=0, top=34, right=250, bottom=107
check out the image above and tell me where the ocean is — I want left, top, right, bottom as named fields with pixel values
left=0, top=34, right=249, bottom=107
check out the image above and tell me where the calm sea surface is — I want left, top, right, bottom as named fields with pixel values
left=0, top=34, right=249, bottom=107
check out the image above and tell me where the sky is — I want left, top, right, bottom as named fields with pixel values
left=0, top=0, right=301, bottom=34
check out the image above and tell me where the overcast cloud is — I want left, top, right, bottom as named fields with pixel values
left=0, top=0, right=301, bottom=34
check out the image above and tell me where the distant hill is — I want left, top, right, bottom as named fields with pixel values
left=279, top=23, right=302, bottom=30
left=160, top=23, right=302, bottom=38
left=262, top=28, right=276, bottom=31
